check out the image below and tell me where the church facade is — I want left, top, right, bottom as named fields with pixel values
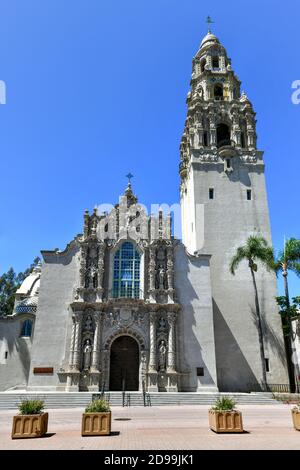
left=0, top=30, right=288, bottom=393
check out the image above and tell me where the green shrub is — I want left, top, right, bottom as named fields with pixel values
left=211, top=396, right=236, bottom=411
left=18, top=399, right=45, bottom=415
left=85, top=399, right=110, bottom=413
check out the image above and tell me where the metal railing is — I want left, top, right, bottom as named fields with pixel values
left=247, top=383, right=294, bottom=393
left=122, top=392, right=131, bottom=407
left=142, top=381, right=151, bottom=407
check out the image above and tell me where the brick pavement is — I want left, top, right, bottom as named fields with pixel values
left=0, top=404, right=299, bottom=450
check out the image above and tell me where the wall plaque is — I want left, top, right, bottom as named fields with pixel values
left=33, top=367, right=54, bottom=374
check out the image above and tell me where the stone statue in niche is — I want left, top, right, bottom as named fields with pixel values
left=88, top=264, right=98, bottom=288
left=157, top=267, right=166, bottom=290
left=84, top=315, right=93, bottom=332
left=83, top=339, right=92, bottom=370
left=158, top=340, right=167, bottom=371
left=141, top=351, right=147, bottom=376
left=193, top=83, right=203, bottom=100
left=90, top=218, right=97, bottom=236
left=158, top=317, right=167, bottom=332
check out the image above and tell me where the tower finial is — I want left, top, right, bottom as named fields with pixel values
left=126, top=172, right=134, bottom=185
left=206, top=15, right=214, bottom=33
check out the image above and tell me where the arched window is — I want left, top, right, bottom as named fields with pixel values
left=113, top=242, right=140, bottom=299
left=217, top=123, right=231, bottom=148
left=241, top=131, right=246, bottom=148
left=201, top=58, right=206, bottom=72
left=214, top=84, right=223, bottom=100
left=21, top=320, right=33, bottom=337
left=212, top=57, right=219, bottom=69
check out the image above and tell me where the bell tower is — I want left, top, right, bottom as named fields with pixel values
left=180, top=29, right=260, bottom=254
left=180, top=28, right=288, bottom=391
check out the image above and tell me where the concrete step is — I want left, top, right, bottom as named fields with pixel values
left=0, top=392, right=279, bottom=409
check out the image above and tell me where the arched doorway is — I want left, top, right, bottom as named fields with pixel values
left=109, top=336, right=139, bottom=391
left=217, top=123, right=231, bottom=148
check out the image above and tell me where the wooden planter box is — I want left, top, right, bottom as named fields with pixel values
left=209, top=410, right=243, bottom=433
left=81, top=411, right=111, bottom=436
left=292, top=408, right=300, bottom=430
left=12, top=413, right=48, bottom=439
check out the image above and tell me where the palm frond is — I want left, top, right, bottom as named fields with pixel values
left=285, top=238, right=300, bottom=264
left=290, top=261, right=300, bottom=277
left=254, top=246, right=275, bottom=272
left=230, top=247, right=247, bottom=275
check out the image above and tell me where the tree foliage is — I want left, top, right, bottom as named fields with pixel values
left=274, top=238, right=300, bottom=277
left=230, top=235, right=274, bottom=275
left=276, top=296, right=300, bottom=336
left=229, top=235, right=275, bottom=390
left=0, top=257, right=40, bottom=316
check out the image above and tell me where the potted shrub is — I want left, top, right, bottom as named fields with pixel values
left=12, top=399, right=48, bottom=439
left=291, top=402, right=300, bottom=431
left=82, top=398, right=111, bottom=436
left=209, top=396, right=243, bottom=433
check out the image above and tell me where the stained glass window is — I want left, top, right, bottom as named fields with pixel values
left=113, top=242, right=140, bottom=299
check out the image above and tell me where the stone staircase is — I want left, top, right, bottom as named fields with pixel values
left=0, top=391, right=279, bottom=410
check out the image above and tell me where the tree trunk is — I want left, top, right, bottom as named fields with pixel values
left=250, top=268, right=267, bottom=390
left=283, top=271, right=296, bottom=393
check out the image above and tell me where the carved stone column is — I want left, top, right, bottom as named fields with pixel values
left=209, top=112, right=216, bottom=147
left=68, top=314, right=76, bottom=370
left=197, top=127, right=204, bottom=147
left=97, top=244, right=105, bottom=289
left=91, top=312, right=101, bottom=371
left=234, top=128, right=241, bottom=147
left=149, top=312, right=157, bottom=372
left=247, top=128, right=255, bottom=149
left=166, top=246, right=174, bottom=303
left=148, top=246, right=156, bottom=303
left=79, top=245, right=87, bottom=288
left=73, top=313, right=82, bottom=371
left=96, top=243, right=105, bottom=302
left=167, top=313, right=176, bottom=372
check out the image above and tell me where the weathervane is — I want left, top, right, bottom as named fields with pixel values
left=126, top=172, right=134, bottom=184
left=206, top=15, right=214, bottom=33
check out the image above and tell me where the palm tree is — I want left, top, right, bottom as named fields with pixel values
left=230, top=235, right=274, bottom=390
left=274, top=238, right=300, bottom=391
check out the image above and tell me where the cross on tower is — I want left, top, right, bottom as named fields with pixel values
left=126, top=173, right=134, bottom=184
left=206, top=15, right=214, bottom=33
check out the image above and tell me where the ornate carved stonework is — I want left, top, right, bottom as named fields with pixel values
left=62, top=187, right=180, bottom=392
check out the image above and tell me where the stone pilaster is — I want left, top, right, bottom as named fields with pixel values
left=209, top=112, right=216, bottom=147
left=148, top=246, right=156, bottom=303
left=68, top=314, right=76, bottom=370
left=91, top=313, right=101, bottom=371
left=73, top=313, right=82, bottom=371
left=167, top=313, right=176, bottom=372
left=79, top=245, right=87, bottom=288
left=166, top=247, right=174, bottom=290
left=197, top=126, right=204, bottom=148
left=97, top=244, right=105, bottom=289
left=149, top=312, right=157, bottom=372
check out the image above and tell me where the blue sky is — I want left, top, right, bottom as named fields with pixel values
left=0, top=0, right=299, bottom=298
